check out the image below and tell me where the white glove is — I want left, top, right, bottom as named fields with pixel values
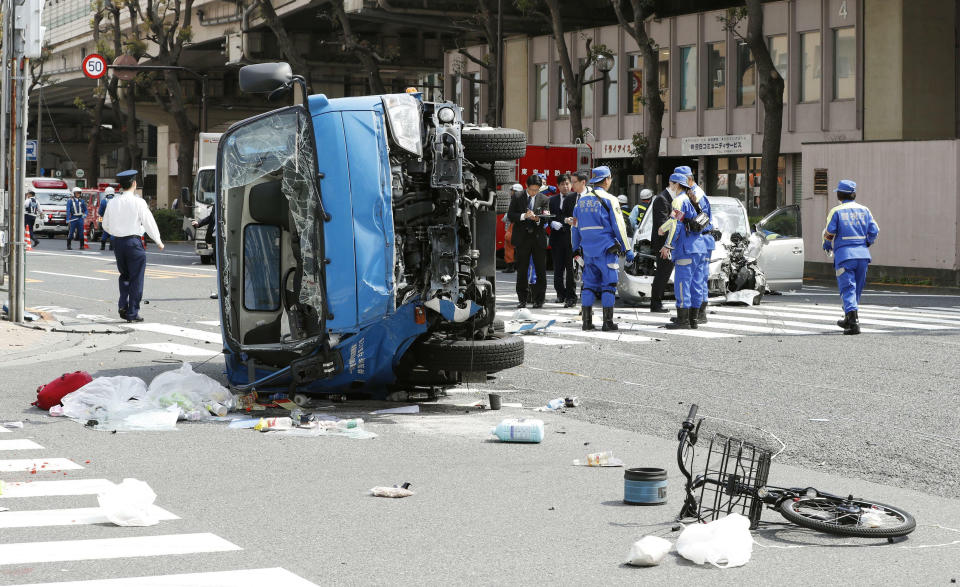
left=550, top=221, right=562, bottom=231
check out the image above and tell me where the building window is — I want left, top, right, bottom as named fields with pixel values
left=469, top=72, right=481, bottom=123
left=706, top=42, right=725, bottom=108
left=768, top=35, right=787, bottom=103
left=659, top=48, right=670, bottom=111
left=800, top=31, right=821, bottom=103
left=679, top=46, right=696, bottom=110
left=736, top=44, right=755, bottom=106
left=581, top=59, right=594, bottom=117
left=534, top=64, right=548, bottom=120
left=833, top=28, right=855, bottom=100
left=627, top=54, right=641, bottom=114
left=602, top=55, right=618, bottom=115
left=557, top=66, right=569, bottom=116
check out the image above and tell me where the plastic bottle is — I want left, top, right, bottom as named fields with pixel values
left=336, top=418, right=363, bottom=429
left=254, top=417, right=294, bottom=431
left=206, top=403, right=228, bottom=417
left=546, top=398, right=565, bottom=410
left=491, top=418, right=544, bottom=443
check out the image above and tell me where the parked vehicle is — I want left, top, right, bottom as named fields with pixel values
left=192, top=132, right=221, bottom=264
left=24, top=178, right=71, bottom=237
left=618, top=197, right=803, bottom=304
left=215, top=63, right=525, bottom=397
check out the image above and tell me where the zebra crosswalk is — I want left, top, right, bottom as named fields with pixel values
left=0, top=433, right=317, bottom=585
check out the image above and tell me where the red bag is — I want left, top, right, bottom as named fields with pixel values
left=33, top=371, right=93, bottom=410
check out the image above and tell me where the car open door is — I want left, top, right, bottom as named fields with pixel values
left=755, top=204, right=803, bottom=291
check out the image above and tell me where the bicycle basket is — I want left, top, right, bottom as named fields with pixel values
left=686, top=433, right=772, bottom=529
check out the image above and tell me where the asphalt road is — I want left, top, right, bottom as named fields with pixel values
left=1, top=240, right=959, bottom=585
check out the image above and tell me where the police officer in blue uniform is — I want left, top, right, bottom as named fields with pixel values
left=66, top=187, right=87, bottom=250
left=676, top=165, right=715, bottom=324
left=97, top=186, right=115, bottom=250
left=572, top=166, right=632, bottom=331
left=662, top=173, right=708, bottom=329
left=822, top=179, right=879, bottom=335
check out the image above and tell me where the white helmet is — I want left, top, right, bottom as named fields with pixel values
left=104, top=187, right=115, bottom=195
left=511, top=183, right=523, bottom=192
left=639, top=189, right=653, bottom=199
left=617, top=195, right=628, bottom=205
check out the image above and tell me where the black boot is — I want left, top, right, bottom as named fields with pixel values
left=689, top=307, right=699, bottom=329
left=581, top=306, right=596, bottom=331
left=697, top=302, right=708, bottom=324
left=66, top=240, right=72, bottom=250
left=843, top=310, right=860, bottom=335
left=836, top=313, right=849, bottom=328
left=665, top=308, right=691, bottom=329
left=601, top=307, right=618, bottom=331
left=650, top=298, right=668, bottom=313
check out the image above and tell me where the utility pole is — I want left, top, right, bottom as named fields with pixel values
left=4, top=0, right=44, bottom=324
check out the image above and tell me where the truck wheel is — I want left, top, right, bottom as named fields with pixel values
left=492, top=319, right=505, bottom=333
left=461, top=127, right=527, bottom=162
left=200, top=254, right=214, bottom=265
left=495, top=190, right=511, bottom=214
left=412, top=332, right=523, bottom=374
left=493, top=161, right=516, bottom=185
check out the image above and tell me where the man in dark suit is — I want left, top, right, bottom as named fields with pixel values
left=507, top=174, right=550, bottom=308
left=649, top=181, right=677, bottom=313
left=548, top=173, right=577, bottom=307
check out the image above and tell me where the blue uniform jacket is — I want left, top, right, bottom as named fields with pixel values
left=97, top=195, right=113, bottom=217
left=67, top=198, right=87, bottom=224
left=571, top=191, right=628, bottom=257
left=822, top=200, right=879, bottom=264
left=696, top=187, right=715, bottom=252
left=667, top=196, right=708, bottom=258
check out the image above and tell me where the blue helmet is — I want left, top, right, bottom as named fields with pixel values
left=674, top=165, right=693, bottom=177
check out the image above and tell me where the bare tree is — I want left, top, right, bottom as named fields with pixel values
left=516, top=0, right=608, bottom=141
left=722, top=3, right=784, bottom=212
left=324, top=0, right=388, bottom=94
left=612, top=0, right=663, bottom=190
left=453, top=0, right=501, bottom=126
left=254, top=0, right=311, bottom=92
left=103, top=0, right=141, bottom=172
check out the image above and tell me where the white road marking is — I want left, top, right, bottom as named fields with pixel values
left=6, top=567, right=319, bottom=587
left=30, top=271, right=107, bottom=281
left=125, top=323, right=222, bottom=343
left=196, top=320, right=220, bottom=326
left=31, top=305, right=75, bottom=313
left=848, top=304, right=960, bottom=323
left=0, top=439, right=43, bottom=451
left=918, top=306, right=960, bottom=314
left=697, top=319, right=812, bottom=335
left=725, top=306, right=948, bottom=330
left=0, top=458, right=83, bottom=472
left=0, top=479, right=116, bottom=498
left=128, top=342, right=219, bottom=357
left=26, top=251, right=218, bottom=272
left=0, top=505, right=179, bottom=529
left=521, top=336, right=583, bottom=346
left=548, top=325, right=661, bottom=343
left=712, top=308, right=887, bottom=334
left=0, top=532, right=241, bottom=565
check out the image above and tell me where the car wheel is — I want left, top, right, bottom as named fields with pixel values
left=412, top=332, right=523, bottom=374
left=461, top=126, right=527, bottom=162
left=495, top=190, right=511, bottom=214
left=493, top=161, right=516, bottom=185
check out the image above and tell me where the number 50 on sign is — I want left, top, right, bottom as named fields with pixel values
left=82, top=54, right=107, bottom=79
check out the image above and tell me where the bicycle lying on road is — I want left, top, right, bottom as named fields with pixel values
left=676, top=404, right=916, bottom=540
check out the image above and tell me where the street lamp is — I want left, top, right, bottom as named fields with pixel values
left=594, top=52, right=615, bottom=75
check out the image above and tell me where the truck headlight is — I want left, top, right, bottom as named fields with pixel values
left=437, top=106, right=455, bottom=123
left=382, top=93, right=423, bottom=157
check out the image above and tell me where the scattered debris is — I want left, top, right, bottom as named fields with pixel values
left=675, top=513, right=753, bottom=568
left=32, top=371, right=93, bottom=410
left=626, top=535, right=672, bottom=567
left=572, top=452, right=624, bottom=467
left=371, top=483, right=413, bottom=498
left=723, top=289, right=761, bottom=306
left=96, top=479, right=160, bottom=527
left=506, top=319, right=556, bottom=334
left=490, top=418, right=544, bottom=443
left=2, top=422, right=24, bottom=429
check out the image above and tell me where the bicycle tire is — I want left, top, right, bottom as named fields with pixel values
left=777, top=496, right=916, bottom=537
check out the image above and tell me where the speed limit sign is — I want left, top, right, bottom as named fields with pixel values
left=82, top=54, right=108, bottom=80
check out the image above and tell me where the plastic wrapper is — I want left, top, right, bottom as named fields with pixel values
left=676, top=513, right=753, bottom=568
left=625, top=535, right=672, bottom=567
left=144, top=362, right=234, bottom=418
left=60, top=376, right=147, bottom=421
left=96, top=479, right=160, bottom=527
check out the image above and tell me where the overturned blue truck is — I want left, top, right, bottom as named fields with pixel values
left=213, top=63, right=524, bottom=397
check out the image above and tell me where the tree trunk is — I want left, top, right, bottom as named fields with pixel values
left=478, top=0, right=499, bottom=126
left=164, top=72, right=197, bottom=199
left=329, top=0, right=387, bottom=94
left=257, top=0, right=312, bottom=93
left=544, top=0, right=582, bottom=141
left=746, top=0, right=784, bottom=213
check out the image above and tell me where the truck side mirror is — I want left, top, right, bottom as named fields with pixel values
left=239, top=62, right=293, bottom=94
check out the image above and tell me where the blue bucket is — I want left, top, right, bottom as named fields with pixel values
left=623, top=467, right=668, bottom=505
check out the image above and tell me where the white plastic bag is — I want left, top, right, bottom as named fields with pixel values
left=60, top=376, right=147, bottom=421
left=94, top=405, right=180, bottom=432
left=144, top=362, right=234, bottom=418
left=625, top=535, right=672, bottom=567
left=676, top=513, right=753, bottom=568
left=97, top=479, right=160, bottom=527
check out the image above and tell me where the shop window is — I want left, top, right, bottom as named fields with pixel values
left=679, top=46, right=696, bottom=111
left=659, top=49, right=670, bottom=112
left=833, top=28, right=855, bottom=100
left=800, top=32, right=821, bottom=103
left=736, top=45, right=755, bottom=106
left=557, top=66, right=569, bottom=116
left=768, top=35, right=787, bottom=103
left=627, top=54, right=642, bottom=114
left=534, top=64, right=548, bottom=120
left=706, top=42, right=725, bottom=109
left=602, top=55, right=618, bottom=115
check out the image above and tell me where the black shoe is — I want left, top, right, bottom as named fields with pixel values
left=100, top=243, right=105, bottom=250
left=531, top=302, right=544, bottom=309
left=126, top=315, right=144, bottom=323
left=516, top=302, right=527, bottom=309
left=503, top=266, right=516, bottom=274
left=118, top=308, right=127, bottom=320
left=697, top=302, right=708, bottom=324
left=650, top=302, right=668, bottom=313
left=601, top=307, right=618, bottom=331
left=66, top=246, right=72, bottom=250
left=563, top=298, right=576, bottom=308
left=836, top=314, right=849, bottom=328
left=665, top=308, right=691, bottom=330
left=843, top=310, right=860, bottom=335
left=581, top=306, right=596, bottom=331
left=554, top=296, right=564, bottom=304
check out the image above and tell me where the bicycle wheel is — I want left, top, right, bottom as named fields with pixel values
left=778, top=496, right=916, bottom=538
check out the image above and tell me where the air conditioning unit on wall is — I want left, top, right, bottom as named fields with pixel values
left=345, top=0, right=364, bottom=13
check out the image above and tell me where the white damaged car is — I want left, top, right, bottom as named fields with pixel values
left=617, top=197, right=804, bottom=305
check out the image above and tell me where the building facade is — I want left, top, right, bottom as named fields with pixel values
left=448, top=0, right=960, bottom=283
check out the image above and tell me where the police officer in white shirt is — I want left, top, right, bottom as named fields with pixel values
left=101, top=170, right=164, bottom=322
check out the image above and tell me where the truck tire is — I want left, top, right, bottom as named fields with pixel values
left=495, top=190, right=511, bottom=214
left=492, top=319, right=505, bottom=332
left=412, top=332, right=523, bottom=373
left=200, top=254, right=214, bottom=265
left=493, top=161, right=516, bottom=185
left=461, top=127, right=527, bottom=162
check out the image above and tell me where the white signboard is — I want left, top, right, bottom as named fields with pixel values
left=681, top=134, right=751, bottom=156
left=598, top=138, right=667, bottom=159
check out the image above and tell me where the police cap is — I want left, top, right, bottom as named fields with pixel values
left=674, top=165, right=693, bottom=177
left=834, top=179, right=856, bottom=194
left=116, top=169, right=138, bottom=189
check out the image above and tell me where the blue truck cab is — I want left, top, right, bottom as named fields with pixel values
left=215, top=63, right=525, bottom=397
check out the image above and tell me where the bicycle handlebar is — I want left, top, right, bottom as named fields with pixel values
left=683, top=404, right=698, bottom=430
